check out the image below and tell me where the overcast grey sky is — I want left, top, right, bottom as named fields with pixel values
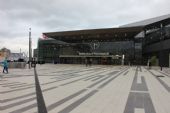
left=0, top=0, right=170, bottom=54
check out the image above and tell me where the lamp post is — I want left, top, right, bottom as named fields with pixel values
left=160, top=24, right=163, bottom=71
left=29, top=28, right=32, bottom=69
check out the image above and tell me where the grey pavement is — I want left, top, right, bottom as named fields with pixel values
left=0, top=64, right=170, bottom=113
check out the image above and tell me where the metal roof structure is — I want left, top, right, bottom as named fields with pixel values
left=43, top=26, right=143, bottom=42
left=38, top=38, right=68, bottom=44
left=120, top=14, right=170, bottom=29
left=43, top=14, right=170, bottom=41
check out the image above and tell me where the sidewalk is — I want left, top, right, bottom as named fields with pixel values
left=0, top=64, right=170, bottom=113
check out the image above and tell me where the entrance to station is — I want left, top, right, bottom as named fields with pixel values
left=58, top=56, right=121, bottom=65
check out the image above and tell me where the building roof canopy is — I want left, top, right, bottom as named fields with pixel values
left=43, top=14, right=170, bottom=41
left=120, top=14, right=170, bottom=29
left=43, top=26, right=143, bottom=42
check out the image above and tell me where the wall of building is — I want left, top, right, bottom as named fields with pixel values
left=143, top=38, right=170, bottom=53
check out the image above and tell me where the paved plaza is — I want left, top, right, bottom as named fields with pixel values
left=0, top=64, right=170, bottom=113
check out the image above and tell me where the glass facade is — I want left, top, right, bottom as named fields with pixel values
left=144, top=26, right=170, bottom=46
left=37, top=38, right=135, bottom=65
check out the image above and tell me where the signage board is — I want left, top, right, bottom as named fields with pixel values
left=79, top=52, right=109, bottom=56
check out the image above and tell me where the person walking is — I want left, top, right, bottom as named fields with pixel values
left=85, top=58, right=88, bottom=67
left=89, top=58, right=92, bottom=66
left=1, top=58, right=9, bottom=74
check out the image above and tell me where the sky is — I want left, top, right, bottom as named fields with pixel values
left=0, top=0, right=170, bottom=54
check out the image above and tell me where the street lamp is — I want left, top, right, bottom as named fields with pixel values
left=160, top=24, right=163, bottom=71
left=29, top=28, right=32, bottom=69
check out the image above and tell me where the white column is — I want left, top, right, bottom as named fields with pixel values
left=122, top=54, right=125, bottom=65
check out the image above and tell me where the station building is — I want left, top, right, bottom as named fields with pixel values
left=36, top=14, right=170, bottom=67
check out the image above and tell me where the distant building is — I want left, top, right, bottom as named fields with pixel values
left=0, top=48, right=28, bottom=62
left=8, top=53, right=25, bottom=61
left=0, top=48, right=11, bottom=61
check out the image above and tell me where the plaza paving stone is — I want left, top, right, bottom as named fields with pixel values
left=0, top=64, right=170, bottom=113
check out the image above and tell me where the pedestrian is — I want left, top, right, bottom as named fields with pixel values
left=85, top=58, right=88, bottom=67
left=89, top=58, right=92, bottom=66
left=149, top=61, right=151, bottom=69
left=147, top=60, right=150, bottom=69
left=160, top=65, right=163, bottom=71
left=1, top=58, right=9, bottom=74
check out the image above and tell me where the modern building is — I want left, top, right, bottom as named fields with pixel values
left=36, top=14, right=170, bottom=67
left=0, top=48, right=28, bottom=62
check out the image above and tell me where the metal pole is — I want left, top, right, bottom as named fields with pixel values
left=160, top=24, right=163, bottom=71
left=29, top=28, right=32, bottom=69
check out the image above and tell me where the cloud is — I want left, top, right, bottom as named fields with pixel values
left=0, top=0, right=169, bottom=53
